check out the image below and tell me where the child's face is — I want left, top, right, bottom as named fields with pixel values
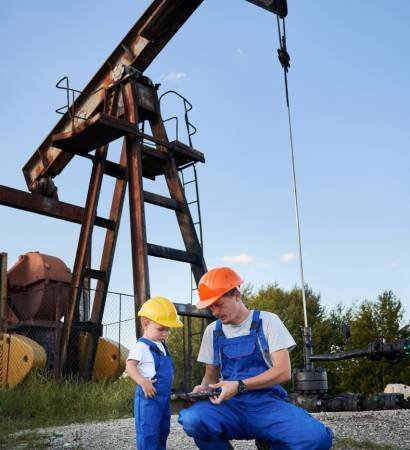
left=142, top=319, right=171, bottom=342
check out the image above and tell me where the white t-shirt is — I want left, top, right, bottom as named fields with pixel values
left=197, top=310, right=296, bottom=367
left=127, top=339, right=166, bottom=378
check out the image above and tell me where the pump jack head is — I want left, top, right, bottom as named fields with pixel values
left=245, top=0, right=288, bottom=18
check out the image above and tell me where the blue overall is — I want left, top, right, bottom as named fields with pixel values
left=179, top=310, right=333, bottom=450
left=134, top=337, right=174, bottom=450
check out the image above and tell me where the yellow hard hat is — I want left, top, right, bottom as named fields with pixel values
left=138, top=296, right=183, bottom=328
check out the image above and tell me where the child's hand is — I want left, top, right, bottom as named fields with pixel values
left=141, top=378, right=157, bottom=398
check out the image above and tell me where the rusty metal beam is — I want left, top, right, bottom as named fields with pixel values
left=60, top=144, right=109, bottom=375
left=0, top=253, right=7, bottom=334
left=174, top=301, right=212, bottom=318
left=82, top=142, right=128, bottom=379
left=22, top=0, right=204, bottom=191
left=147, top=243, right=198, bottom=263
left=143, top=191, right=181, bottom=211
left=0, top=185, right=114, bottom=229
left=123, top=80, right=150, bottom=338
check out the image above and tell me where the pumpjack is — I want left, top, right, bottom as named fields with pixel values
left=0, top=0, right=287, bottom=382
left=1, top=0, right=211, bottom=380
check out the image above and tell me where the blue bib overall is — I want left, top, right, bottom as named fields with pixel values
left=179, top=310, right=333, bottom=450
left=134, top=337, right=174, bottom=450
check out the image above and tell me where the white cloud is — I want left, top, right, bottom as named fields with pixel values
left=280, top=252, right=297, bottom=263
left=222, top=253, right=255, bottom=265
left=236, top=48, right=244, bottom=56
left=161, top=71, right=186, bottom=81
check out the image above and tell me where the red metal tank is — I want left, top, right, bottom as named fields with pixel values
left=7, top=252, right=71, bottom=322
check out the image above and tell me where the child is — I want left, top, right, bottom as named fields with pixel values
left=126, top=296, right=183, bottom=450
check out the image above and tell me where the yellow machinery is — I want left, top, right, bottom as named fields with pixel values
left=0, top=333, right=46, bottom=389
left=0, top=332, right=128, bottom=388
left=79, top=334, right=128, bottom=381
left=0, top=252, right=128, bottom=389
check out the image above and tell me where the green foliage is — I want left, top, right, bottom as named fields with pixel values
left=167, top=316, right=207, bottom=391
left=243, top=284, right=334, bottom=369
left=328, top=291, right=410, bottom=394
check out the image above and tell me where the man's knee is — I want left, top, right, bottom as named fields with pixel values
left=278, top=416, right=333, bottom=450
left=307, top=423, right=333, bottom=450
left=178, top=407, right=203, bottom=436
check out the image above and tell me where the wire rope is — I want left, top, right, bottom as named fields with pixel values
left=276, top=15, right=308, bottom=328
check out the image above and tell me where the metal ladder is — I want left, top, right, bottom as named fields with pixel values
left=160, top=90, right=206, bottom=389
left=159, top=90, right=204, bottom=304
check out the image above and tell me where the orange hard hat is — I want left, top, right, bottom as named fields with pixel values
left=197, top=267, right=243, bottom=309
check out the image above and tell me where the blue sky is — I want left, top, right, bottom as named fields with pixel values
left=1, top=0, right=409, bottom=330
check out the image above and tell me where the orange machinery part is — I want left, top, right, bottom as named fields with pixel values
left=7, top=252, right=71, bottom=323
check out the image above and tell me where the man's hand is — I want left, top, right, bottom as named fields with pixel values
left=208, top=380, right=239, bottom=404
left=192, top=384, right=211, bottom=393
left=140, top=378, right=157, bottom=398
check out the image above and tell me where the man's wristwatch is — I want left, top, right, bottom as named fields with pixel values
left=237, top=380, right=248, bottom=394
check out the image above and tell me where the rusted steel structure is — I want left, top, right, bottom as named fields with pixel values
left=21, top=0, right=203, bottom=192
left=0, top=0, right=209, bottom=378
left=0, top=253, right=7, bottom=334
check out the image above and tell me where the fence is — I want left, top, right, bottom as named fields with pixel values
left=1, top=283, right=211, bottom=391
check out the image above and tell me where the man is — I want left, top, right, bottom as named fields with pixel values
left=179, top=267, right=332, bottom=450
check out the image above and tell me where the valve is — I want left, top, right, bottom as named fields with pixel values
left=368, top=339, right=410, bottom=363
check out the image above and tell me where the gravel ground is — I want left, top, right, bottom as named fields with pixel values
left=316, top=410, right=410, bottom=448
left=12, top=410, right=409, bottom=450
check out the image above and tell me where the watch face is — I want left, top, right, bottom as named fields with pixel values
left=238, top=380, right=247, bottom=393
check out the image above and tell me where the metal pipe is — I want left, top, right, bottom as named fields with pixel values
left=310, top=349, right=370, bottom=362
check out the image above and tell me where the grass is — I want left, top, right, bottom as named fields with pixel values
left=0, top=431, right=87, bottom=450
left=0, top=431, right=51, bottom=450
left=0, top=370, right=135, bottom=448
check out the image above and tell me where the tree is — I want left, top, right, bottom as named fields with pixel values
left=326, top=291, right=410, bottom=394
left=243, top=283, right=335, bottom=390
